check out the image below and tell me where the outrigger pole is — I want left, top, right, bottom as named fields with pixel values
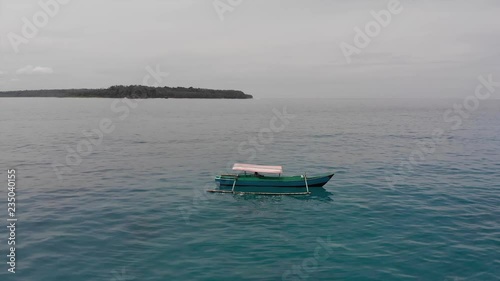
left=303, top=173, right=310, bottom=194
left=207, top=190, right=311, bottom=195
left=231, top=175, right=238, bottom=192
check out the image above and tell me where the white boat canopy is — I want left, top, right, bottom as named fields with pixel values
left=232, top=163, right=283, bottom=174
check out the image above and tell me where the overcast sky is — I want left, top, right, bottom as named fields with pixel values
left=1, top=0, right=499, bottom=98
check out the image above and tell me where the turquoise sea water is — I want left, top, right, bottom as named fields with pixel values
left=0, top=98, right=499, bottom=281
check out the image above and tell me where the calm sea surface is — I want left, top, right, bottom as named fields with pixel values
left=0, top=98, right=499, bottom=281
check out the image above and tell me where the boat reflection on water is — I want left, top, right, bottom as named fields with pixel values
left=226, top=185, right=334, bottom=200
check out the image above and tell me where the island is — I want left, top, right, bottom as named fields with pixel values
left=0, top=85, right=253, bottom=99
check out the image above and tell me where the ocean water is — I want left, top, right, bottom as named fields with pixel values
left=0, top=98, right=499, bottom=281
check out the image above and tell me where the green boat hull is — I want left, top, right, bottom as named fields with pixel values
left=214, top=173, right=334, bottom=193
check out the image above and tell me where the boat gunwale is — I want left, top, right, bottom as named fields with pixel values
left=216, top=173, right=334, bottom=182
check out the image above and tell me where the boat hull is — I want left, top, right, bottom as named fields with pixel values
left=215, top=174, right=334, bottom=193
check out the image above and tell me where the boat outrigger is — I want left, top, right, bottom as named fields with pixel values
left=208, top=163, right=334, bottom=195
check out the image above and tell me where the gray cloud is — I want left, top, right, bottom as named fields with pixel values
left=16, top=65, right=54, bottom=75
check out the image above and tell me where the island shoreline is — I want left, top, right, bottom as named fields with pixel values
left=0, top=85, right=253, bottom=99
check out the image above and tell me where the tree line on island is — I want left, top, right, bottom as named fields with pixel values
left=0, top=85, right=253, bottom=99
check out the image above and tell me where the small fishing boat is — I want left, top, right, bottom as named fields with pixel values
left=208, top=163, right=334, bottom=195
